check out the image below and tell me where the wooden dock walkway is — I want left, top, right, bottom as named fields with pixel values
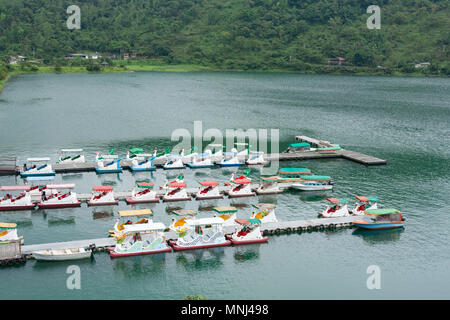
left=21, top=216, right=360, bottom=255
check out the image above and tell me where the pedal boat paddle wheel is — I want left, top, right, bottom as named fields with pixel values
left=318, top=198, right=350, bottom=218
left=37, top=184, right=81, bottom=209
left=20, top=158, right=55, bottom=178
left=125, top=182, right=159, bottom=204
left=162, top=181, right=190, bottom=202
left=352, top=208, right=405, bottom=230
left=0, top=185, right=35, bottom=211
left=87, top=186, right=118, bottom=206
left=250, top=203, right=278, bottom=223
left=168, top=217, right=231, bottom=251
left=256, top=176, right=282, bottom=195
left=351, top=195, right=378, bottom=215
left=226, top=218, right=268, bottom=245
left=227, top=176, right=255, bottom=198
left=194, top=180, right=223, bottom=200
left=109, top=209, right=171, bottom=258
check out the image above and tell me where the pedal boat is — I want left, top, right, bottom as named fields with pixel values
left=226, top=218, right=268, bottom=245
left=130, top=153, right=156, bottom=172
left=277, top=168, right=311, bottom=183
left=246, top=151, right=267, bottom=165
left=234, top=142, right=249, bottom=157
left=227, top=176, right=255, bottom=198
left=217, top=149, right=244, bottom=167
left=108, top=208, right=154, bottom=237
left=168, top=217, right=231, bottom=251
left=256, top=176, right=282, bottom=195
left=87, top=186, right=118, bottom=206
left=250, top=203, right=278, bottom=223
left=28, top=185, right=59, bottom=202
left=351, top=196, right=378, bottom=215
left=284, top=142, right=316, bottom=153
left=57, top=149, right=85, bottom=164
left=181, top=146, right=198, bottom=162
left=0, top=186, right=35, bottom=211
left=291, top=175, right=334, bottom=191
left=187, top=150, right=214, bottom=168
left=125, top=182, right=159, bottom=204
left=352, top=208, right=405, bottom=230
left=95, top=153, right=123, bottom=174
left=0, top=222, right=23, bottom=242
left=162, top=181, right=190, bottom=202
left=37, top=184, right=81, bottom=209
left=126, top=148, right=145, bottom=161
left=213, top=206, right=238, bottom=227
left=319, top=198, right=350, bottom=218
left=109, top=209, right=171, bottom=258
left=32, top=247, right=92, bottom=261
left=194, top=180, right=223, bottom=200
left=162, top=154, right=185, bottom=170
left=20, top=158, right=55, bottom=178
left=206, top=144, right=224, bottom=163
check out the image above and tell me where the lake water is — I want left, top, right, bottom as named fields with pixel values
left=0, top=72, right=449, bottom=299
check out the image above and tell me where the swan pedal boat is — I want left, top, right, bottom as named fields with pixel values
left=226, top=218, right=268, bottom=245
left=95, top=154, right=123, bottom=174
left=351, top=195, right=378, bottom=215
left=126, top=182, right=159, bottom=204
left=0, top=222, right=23, bottom=242
left=352, top=208, right=405, bottom=230
left=194, top=180, right=223, bottom=200
left=37, top=184, right=81, bottom=209
left=246, top=151, right=267, bottom=165
left=227, top=176, right=255, bottom=198
left=213, top=206, right=238, bottom=227
left=291, top=175, right=334, bottom=191
left=217, top=148, right=244, bottom=167
left=162, top=154, right=185, bottom=170
left=250, top=203, right=278, bottom=223
left=20, top=158, right=55, bottom=177
left=162, top=181, right=191, bottom=202
left=319, top=198, right=350, bottom=218
left=187, top=150, right=214, bottom=168
left=87, top=186, right=118, bottom=206
left=32, top=247, right=92, bottom=261
left=0, top=186, right=35, bottom=211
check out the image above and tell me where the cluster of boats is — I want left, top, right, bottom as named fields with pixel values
left=277, top=167, right=334, bottom=191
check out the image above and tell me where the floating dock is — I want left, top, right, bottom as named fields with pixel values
left=0, top=240, right=26, bottom=265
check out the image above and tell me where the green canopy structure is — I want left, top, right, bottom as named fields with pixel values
left=130, top=148, right=144, bottom=154
left=365, top=208, right=400, bottom=215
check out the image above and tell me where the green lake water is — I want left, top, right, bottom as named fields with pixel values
left=0, top=72, right=449, bottom=299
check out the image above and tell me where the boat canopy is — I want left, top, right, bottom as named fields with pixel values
left=46, top=184, right=75, bottom=189
left=252, top=203, right=276, bottom=209
left=261, top=176, right=278, bottom=181
left=0, top=222, right=17, bottom=229
left=235, top=218, right=261, bottom=225
left=279, top=168, right=311, bottom=175
left=0, top=185, right=31, bottom=191
left=61, top=149, right=83, bottom=152
left=136, top=182, right=154, bottom=189
left=233, top=177, right=251, bottom=184
left=186, top=217, right=224, bottom=226
left=317, top=145, right=341, bottom=151
left=355, top=195, right=378, bottom=202
left=168, top=181, right=186, bottom=188
left=213, top=206, right=238, bottom=213
left=365, top=208, right=399, bottom=215
left=301, top=175, right=332, bottom=181
left=122, top=222, right=166, bottom=233
left=172, top=209, right=196, bottom=216
left=129, top=148, right=144, bottom=154
left=200, top=180, right=218, bottom=187
left=92, top=186, right=113, bottom=192
left=118, top=209, right=153, bottom=217
left=27, top=157, right=51, bottom=162
left=325, top=198, right=348, bottom=204
left=290, top=142, right=310, bottom=148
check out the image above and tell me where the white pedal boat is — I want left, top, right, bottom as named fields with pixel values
left=217, top=148, right=244, bottom=167
left=206, top=144, right=224, bottom=163
left=226, top=218, right=268, bottom=245
left=0, top=222, right=22, bottom=242
left=228, top=175, right=255, bottom=198
left=187, top=150, right=214, bottom=168
left=250, top=203, right=278, bottom=223
left=291, top=175, right=334, bottom=191
left=20, top=158, right=55, bottom=178
left=319, top=198, right=350, bottom=218
left=130, top=153, right=156, bottom=172
left=181, top=147, right=198, bottom=162
left=0, top=186, right=35, bottom=211
left=126, top=182, right=159, bottom=204
left=213, top=206, right=238, bottom=227
left=246, top=151, right=267, bottom=165
left=162, top=181, right=190, bottom=202
left=95, top=153, right=123, bottom=174
left=351, top=195, right=378, bottom=215
left=109, top=209, right=171, bottom=258
left=87, top=186, right=118, bottom=206
left=168, top=217, right=231, bottom=251
left=32, top=247, right=92, bottom=261
left=37, top=184, right=81, bottom=209
left=58, top=149, right=85, bottom=164
left=163, top=154, right=185, bottom=170
left=194, top=180, right=223, bottom=200
left=256, top=176, right=282, bottom=195
left=126, top=148, right=145, bottom=161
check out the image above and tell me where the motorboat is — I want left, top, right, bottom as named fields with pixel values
left=87, top=186, right=118, bottom=206
left=291, top=175, right=334, bottom=191
left=20, top=158, right=55, bottom=178
left=217, top=148, right=244, bottom=167
left=32, top=247, right=92, bottom=261
left=277, top=168, right=311, bottom=183
left=284, top=142, right=317, bottom=153
left=162, top=181, right=190, bottom=202
left=37, top=184, right=81, bottom=209
left=351, top=195, right=378, bottom=215
left=256, top=177, right=282, bottom=195
left=168, top=217, right=231, bottom=251
left=0, top=186, right=35, bottom=211
left=162, top=154, right=185, bottom=170
left=246, top=151, right=267, bottom=165
left=212, top=206, right=238, bottom=227
left=353, top=208, right=405, bottom=230
left=226, top=218, right=268, bottom=245
left=125, top=182, right=159, bottom=204
left=227, top=175, right=255, bottom=198
left=57, top=149, right=85, bottom=164
left=109, top=209, right=171, bottom=257
left=319, top=198, right=350, bottom=218
left=187, top=150, right=214, bottom=168
left=250, top=203, right=278, bottom=223
left=194, top=180, right=223, bottom=200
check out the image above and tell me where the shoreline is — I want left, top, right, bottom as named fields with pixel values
left=1, top=64, right=446, bottom=93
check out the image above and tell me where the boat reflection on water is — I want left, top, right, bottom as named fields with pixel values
left=257, top=194, right=278, bottom=203
left=175, top=247, right=225, bottom=271
left=131, top=171, right=155, bottom=182
left=298, top=190, right=330, bottom=202
left=32, top=255, right=96, bottom=268
left=192, top=168, right=212, bottom=177
left=98, top=174, right=120, bottom=185
left=233, top=244, right=261, bottom=263
left=61, top=173, right=84, bottom=181
left=92, top=207, right=114, bottom=220
left=352, top=227, right=404, bottom=243
left=45, top=209, right=76, bottom=226
left=112, top=253, right=167, bottom=277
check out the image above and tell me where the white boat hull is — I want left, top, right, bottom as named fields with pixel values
left=32, top=248, right=92, bottom=261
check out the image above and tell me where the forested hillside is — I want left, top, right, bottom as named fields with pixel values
left=0, top=0, right=449, bottom=73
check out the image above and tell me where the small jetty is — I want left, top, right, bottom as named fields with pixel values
left=0, top=240, right=26, bottom=266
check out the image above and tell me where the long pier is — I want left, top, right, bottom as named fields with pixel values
left=21, top=216, right=359, bottom=255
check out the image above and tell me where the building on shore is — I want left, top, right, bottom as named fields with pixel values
left=328, top=57, right=346, bottom=66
